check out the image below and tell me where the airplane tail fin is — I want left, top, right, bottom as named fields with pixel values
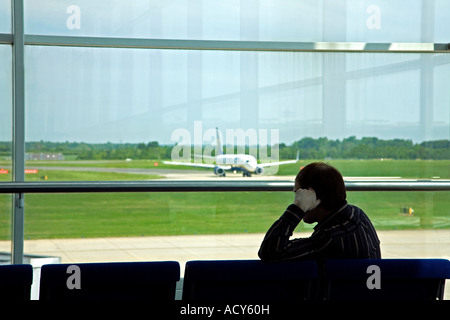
left=216, top=127, right=223, bottom=155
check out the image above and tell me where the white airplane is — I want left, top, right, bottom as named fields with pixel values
left=164, top=128, right=299, bottom=177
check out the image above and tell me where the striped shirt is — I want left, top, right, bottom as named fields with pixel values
left=258, top=202, right=381, bottom=261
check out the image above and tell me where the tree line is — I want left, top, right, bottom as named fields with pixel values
left=279, top=137, right=450, bottom=160
left=0, top=137, right=449, bottom=161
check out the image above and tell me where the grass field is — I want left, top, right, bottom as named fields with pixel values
left=0, top=159, right=449, bottom=239
left=278, top=159, right=450, bottom=179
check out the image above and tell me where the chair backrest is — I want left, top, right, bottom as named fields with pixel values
left=39, top=261, right=180, bottom=301
left=323, top=259, right=450, bottom=300
left=0, top=264, right=33, bottom=301
left=182, top=259, right=318, bottom=301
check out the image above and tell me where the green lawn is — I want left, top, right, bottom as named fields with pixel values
left=0, top=190, right=444, bottom=240
left=1, top=190, right=449, bottom=240
left=276, top=159, right=450, bottom=179
left=0, top=159, right=449, bottom=239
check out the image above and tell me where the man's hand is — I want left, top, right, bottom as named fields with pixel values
left=294, top=188, right=321, bottom=212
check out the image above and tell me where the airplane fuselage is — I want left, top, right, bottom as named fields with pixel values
left=163, top=127, right=297, bottom=177
left=215, top=154, right=258, bottom=172
left=216, top=154, right=262, bottom=174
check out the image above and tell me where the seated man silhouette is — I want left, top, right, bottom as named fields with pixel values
left=259, top=162, right=381, bottom=261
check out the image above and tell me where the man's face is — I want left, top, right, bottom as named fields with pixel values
left=293, top=182, right=320, bottom=224
left=303, top=207, right=320, bottom=224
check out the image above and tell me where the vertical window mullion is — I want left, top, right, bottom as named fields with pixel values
left=11, top=0, right=25, bottom=265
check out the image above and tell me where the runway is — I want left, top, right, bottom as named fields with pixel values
left=26, top=165, right=411, bottom=182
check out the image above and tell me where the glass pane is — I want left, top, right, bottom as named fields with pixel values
left=434, top=57, right=450, bottom=136
left=0, top=45, right=12, bottom=265
left=0, top=0, right=11, bottom=33
left=24, top=46, right=449, bottom=180
left=346, top=0, right=422, bottom=43
left=22, top=191, right=450, bottom=261
left=259, top=0, right=323, bottom=42
left=24, top=0, right=241, bottom=40
left=22, top=191, right=450, bottom=298
left=23, top=0, right=446, bottom=43
left=21, top=191, right=450, bottom=238
left=0, top=45, right=12, bottom=182
left=21, top=190, right=449, bottom=235
left=0, top=194, right=11, bottom=264
left=435, top=0, right=450, bottom=43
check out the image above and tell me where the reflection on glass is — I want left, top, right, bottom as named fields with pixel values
left=435, top=0, right=450, bottom=43
left=0, top=195, right=11, bottom=239
left=0, top=45, right=12, bottom=183
left=0, top=195, right=12, bottom=264
left=0, top=45, right=11, bottom=263
left=0, top=0, right=11, bottom=33
left=23, top=45, right=450, bottom=183
left=25, top=47, right=449, bottom=174
left=23, top=0, right=450, bottom=43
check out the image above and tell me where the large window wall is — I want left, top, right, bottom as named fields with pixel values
left=21, top=0, right=450, bottom=42
left=0, top=0, right=10, bottom=33
left=23, top=47, right=450, bottom=146
left=0, top=45, right=12, bottom=165
left=1, top=1, right=449, bottom=270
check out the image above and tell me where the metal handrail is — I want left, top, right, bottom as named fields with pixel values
left=0, top=180, right=449, bottom=193
left=23, top=35, right=450, bottom=53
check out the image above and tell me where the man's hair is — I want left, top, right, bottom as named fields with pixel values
left=295, top=162, right=346, bottom=210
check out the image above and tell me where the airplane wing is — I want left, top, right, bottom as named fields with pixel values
left=258, top=151, right=299, bottom=167
left=163, top=161, right=231, bottom=170
left=258, top=159, right=298, bottom=167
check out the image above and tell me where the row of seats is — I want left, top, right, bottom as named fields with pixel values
left=1, top=259, right=449, bottom=301
left=182, top=259, right=450, bottom=301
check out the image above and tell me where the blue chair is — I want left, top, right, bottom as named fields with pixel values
left=323, top=259, right=450, bottom=300
left=182, top=259, right=319, bottom=301
left=39, top=261, right=180, bottom=301
left=0, top=264, right=33, bottom=301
